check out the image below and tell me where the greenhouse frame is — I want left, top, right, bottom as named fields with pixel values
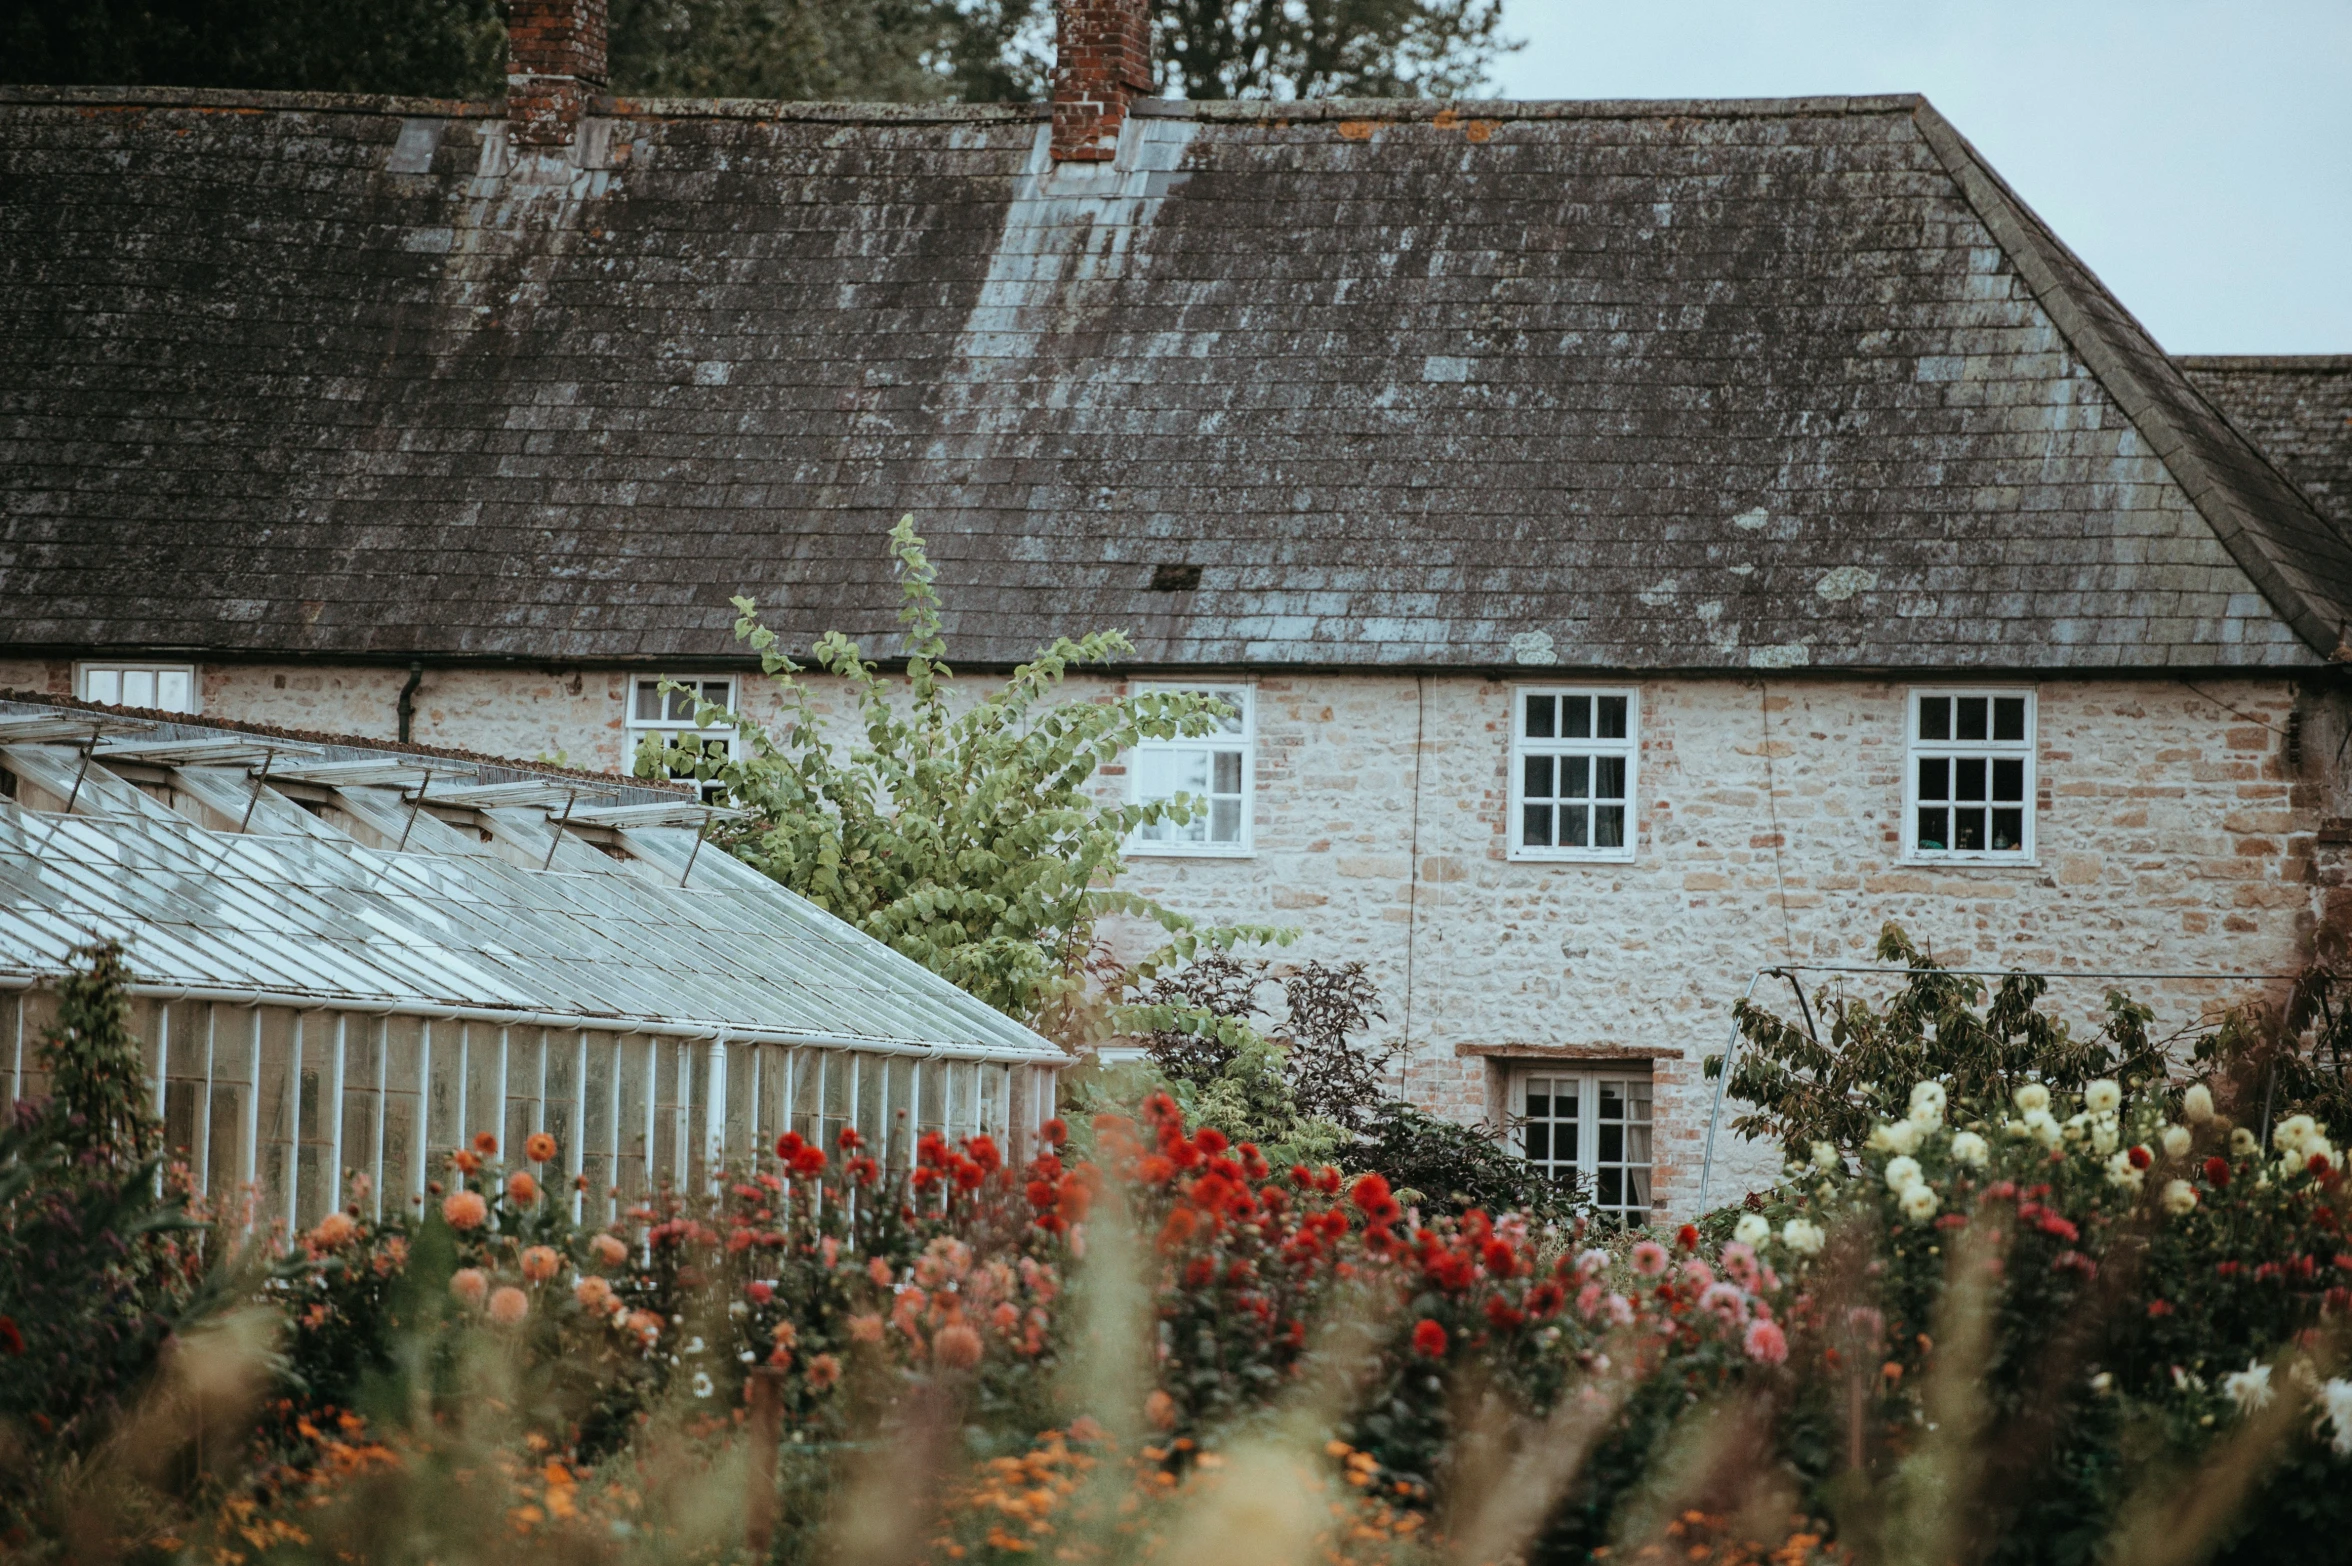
left=0, top=699, right=1067, bottom=1232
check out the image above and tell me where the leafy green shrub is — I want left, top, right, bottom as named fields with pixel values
left=0, top=944, right=220, bottom=1536
left=1349, top=1099, right=1579, bottom=1224
left=1709, top=922, right=2163, bottom=1159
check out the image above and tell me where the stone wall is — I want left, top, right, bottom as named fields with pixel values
left=7, top=654, right=2327, bottom=1210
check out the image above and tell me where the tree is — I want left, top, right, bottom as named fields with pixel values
left=4, top=0, right=1515, bottom=106
left=1, top=0, right=506, bottom=96
left=652, top=516, right=1284, bottom=1035
left=607, top=0, right=963, bottom=103
left=1150, top=0, right=1514, bottom=101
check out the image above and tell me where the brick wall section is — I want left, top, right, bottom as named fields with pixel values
left=11, top=658, right=2328, bottom=1212
left=508, top=0, right=607, bottom=150
left=1052, top=0, right=1153, bottom=162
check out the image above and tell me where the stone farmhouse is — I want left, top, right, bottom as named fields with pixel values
left=4, top=0, right=2349, bottom=1214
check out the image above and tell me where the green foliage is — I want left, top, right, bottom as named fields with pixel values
left=1349, top=1099, right=1577, bottom=1224
left=4, top=0, right=1514, bottom=105
left=647, top=517, right=1286, bottom=1033
left=1, top=0, right=505, bottom=96
left=0, top=945, right=222, bottom=1533
left=1708, top=922, right=2163, bottom=1159
left=1152, top=0, right=1515, bottom=100
left=608, top=0, right=961, bottom=103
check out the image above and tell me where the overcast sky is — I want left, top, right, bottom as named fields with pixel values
left=1488, top=1, right=2350, bottom=354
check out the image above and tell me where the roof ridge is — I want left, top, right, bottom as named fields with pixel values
left=1909, top=100, right=2352, bottom=661
left=0, top=81, right=1926, bottom=126
left=2174, top=355, right=2352, bottom=373
left=0, top=83, right=499, bottom=116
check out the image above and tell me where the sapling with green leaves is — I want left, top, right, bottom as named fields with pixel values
left=641, top=516, right=1288, bottom=1039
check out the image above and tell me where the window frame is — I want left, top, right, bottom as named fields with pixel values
left=1507, top=685, right=1639, bottom=864
left=1902, top=686, right=2038, bottom=865
left=1508, top=1064, right=1655, bottom=1224
left=1125, top=681, right=1255, bottom=859
left=623, top=676, right=738, bottom=801
left=75, top=661, right=199, bottom=715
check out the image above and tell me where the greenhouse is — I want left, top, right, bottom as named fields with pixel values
left=0, top=700, right=1065, bottom=1234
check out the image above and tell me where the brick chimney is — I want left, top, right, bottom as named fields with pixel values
left=1052, top=0, right=1153, bottom=163
left=507, top=0, right=608, bottom=150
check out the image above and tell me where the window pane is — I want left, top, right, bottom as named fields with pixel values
left=1209, top=799, right=1241, bottom=842
left=1559, top=805, right=1589, bottom=848
left=1956, top=757, right=1986, bottom=801
left=1557, top=1120, right=1578, bottom=1162
left=1599, top=1123, right=1623, bottom=1161
left=1917, top=808, right=1947, bottom=851
left=700, top=680, right=734, bottom=707
left=1597, top=695, right=1628, bottom=739
left=1992, top=809, right=2025, bottom=851
left=1957, top=696, right=1989, bottom=741
left=1918, top=696, right=1949, bottom=741
left=1994, top=696, right=2026, bottom=741
left=157, top=669, right=192, bottom=712
left=1594, top=804, right=1626, bottom=848
left=1918, top=757, right=1949, bottom=800
left=1525, top=1082, right=1549, bottom=1116
left=1560, top=755, right=1588, bottom=799
left=1954, top=809, right=1986, bottom=851
left=1212, top=750, right=1241, bottom=794
left=633, top=680, right=664, bottom=721
left=1523, top=755, right=1553, bottom=799
left=1523, top=693, right=1554, bottom=739
left=1525, top=1123, right=1549, bottom=1161
left=1207, top=689, right=1249, bottom=736
left=123, top=670, right=157, bottom=708
left=1139, top=749, right=1210, bottom=800
left=85, top=668, right=120, bottom=704
left=663, top=686, right=697, bottom=723
left=1992, top=756, right=2024, bottom=802
left=1594, top=756, right=1625, bottom=800
left=1598, top=1168, right=1622, bottom=1206
left=1522, top=803, right=1552, bottom=847
left=1563, top=696, right=1591, bottom=739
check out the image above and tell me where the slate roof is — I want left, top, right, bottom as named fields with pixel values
left=2177, top=356, right=2352, bottom=531
left=3, top=86, right=2348, bottom=674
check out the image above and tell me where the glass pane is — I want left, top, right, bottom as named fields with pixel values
left=1207, top=688, right=1249, bottom=736
left=1522, top=802, right=1551, bottom=847
left=1954, top=809, right=1986, bottom=851
left=633, top=679, right=664, bottom=721
left=1594, top=755, right=1625, bottom=800
left=1994, top=696, right=2026, bottom=742
left=1557, top=1121, right=1578, bottom=1162
left=1524, top=1081, right=1549, bottom=1117
left=1992, top=756, right=2024, bottom=802
left=1561, top=755, right=1589, bottom=799
left=1599, top=1124, right=1623, bottom=1161
left=1523, top=754, right=1553, bottom=799
left=1210, top=799, right=1241, bottom=842
left=1525, top=1123, right=1549, bottom=1161
left=340, top=1017, right=382, bottom=1216
left=1957, top=696, right=1989, bottom=741
left=256, top=1008, right=299, bottom=1230
left=581, top=1034, right=616, bottom=1221
left=1598, top=1168, right=1622, bottom=1206
left=1594, top=804, right=1626, bottom=848
left=425, top=1020, right=462, bottom=1167
left=123, top=670, right=156, bottom=708
left=1597, top=695, right=1628, bottom=739
left=157, top=669, right=192, bottom=712
left=1212, top=750, right=1241, bottom=794
left=1523, top=693, right=1554, bottom=739
left=1559, top=805, right=1589, bottom=848
left=84, top=668, right=120, bottom=705
left=1956, top=757, right=1986, bottom=801
left=700, top=679, right=735, bottom=708
left=504, top=1029, right=544, bottom=1171
left=380, top=1017, right=422, bottom=1211
left=1917, top=808, right=1947, bottom=852
left=1918, top=696, right=1949, bottom=741
left=886, top=1057, right=916, bottom=1169
left=651, top=1038, right=685, bottom=1190
left=1918, top=757, right=1949, bottom=801
left=208, top=1006, right=252, bottom=1203
left=616, top=1036, right=652, bottom=1202
left=545, top=1031, right=583, bottom=1172
left=1992, top=809, right=2025, bottom=852
left=1563, top=696, right=1591, bottom=739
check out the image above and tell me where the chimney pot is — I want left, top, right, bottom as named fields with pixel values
left=1052, top=0, right=1153, bottom=163
left=508, top=0, right=609, bottom=151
